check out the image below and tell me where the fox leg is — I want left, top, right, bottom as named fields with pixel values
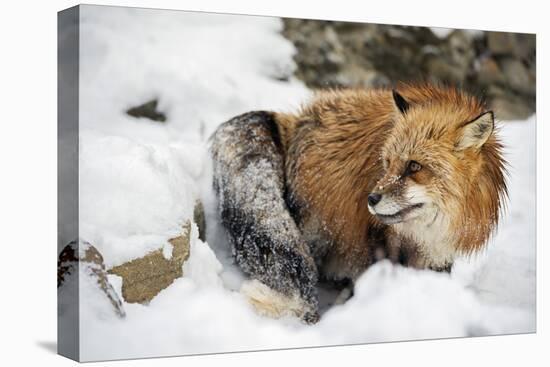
left=211, top=111, right=319, bottom=323
left=333, top=286, right=354, bottom=305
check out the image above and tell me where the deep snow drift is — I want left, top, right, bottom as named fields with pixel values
left=70, top=6, right=536, bottom=361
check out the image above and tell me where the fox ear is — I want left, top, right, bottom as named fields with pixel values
left=456, top=111, right=494, bottom=150
left=392, top=89, right=410, bottom=115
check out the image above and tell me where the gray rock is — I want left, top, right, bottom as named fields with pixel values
left=444, top=30, right=476, bottom=81
left=500, top=58, right=535, bottom=96
left=281, top=19, right=536, bottom=120
left=490, top=96, right=534, bottom=121
left=126, top=99, right=167, bottom=122
left=513, top=33, right=536, bottom=61
left=477, top=56, right=504, bottom=85
left=487, top=32, right=536, bottom=61
left=487, top=31, right=518, bottom=56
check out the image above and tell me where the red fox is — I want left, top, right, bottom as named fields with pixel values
left=211, top=84, right=507, bottom=323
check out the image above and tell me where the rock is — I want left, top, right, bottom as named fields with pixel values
left=80, top=242, right=126, bottom=318
left=487, top=31, right=517, bottom=56
left=282, top=19, right=464, bottom=88
left=443, top=30, right=476, bottom=82
left=193, top=200, right=206, bottom=242
left=108, top=222, right=191, bottom=304
left=487, top=32, right=536, bottom=62
left=499, top=58, right=535, bottom=96
left=487, top=85, right=534, bottom=120
left=126, top=99, right=167, bottom=122
left=57, top=240, right=78, bottom=288
left=281, top=19, right=536, bottom=120
left=477, top=56, right=504, bottom=85
left=513, top=33, right=536, bottom=62
left=490, top=95, right=534, bottom=121
left=336, top=66, right=390, bottom=88
left=282, top=20, right=348, bottom=88
left=425, top=57, right=464, bottom=84
left=58, top=240, right=126, bottom=318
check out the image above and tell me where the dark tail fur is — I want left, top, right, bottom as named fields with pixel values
left=210, top=111, right=319, bottom=322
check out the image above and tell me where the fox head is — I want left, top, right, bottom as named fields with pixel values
left=368, top=88, right=506, bottom=253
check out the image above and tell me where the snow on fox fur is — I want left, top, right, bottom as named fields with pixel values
left=210, top=83, right=508, bottom=323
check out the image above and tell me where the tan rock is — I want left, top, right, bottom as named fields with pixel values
left=108, top=222, right=191, bottom=304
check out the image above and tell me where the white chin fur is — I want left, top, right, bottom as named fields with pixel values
left=240, top=280, right=309, bottom=320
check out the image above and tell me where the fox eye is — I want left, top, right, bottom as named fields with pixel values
left=406, top=160, right=422, bottom=175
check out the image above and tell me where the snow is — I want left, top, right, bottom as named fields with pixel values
left=454, top=118, right=536, bottom=312
left=66, top=5, right=536, bottom=362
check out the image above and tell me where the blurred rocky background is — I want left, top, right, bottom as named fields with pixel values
left=281, top=19, right=536, bottom=120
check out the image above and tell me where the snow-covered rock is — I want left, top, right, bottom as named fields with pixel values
left=108, top=222, right=192, bottom=304
left=58, top=240, right=125, bottom=319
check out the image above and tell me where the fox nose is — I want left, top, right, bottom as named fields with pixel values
left=368, top=193, right=382, bottom=207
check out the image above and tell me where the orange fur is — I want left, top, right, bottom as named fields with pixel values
left=275, top=83, right=507, bottom=275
